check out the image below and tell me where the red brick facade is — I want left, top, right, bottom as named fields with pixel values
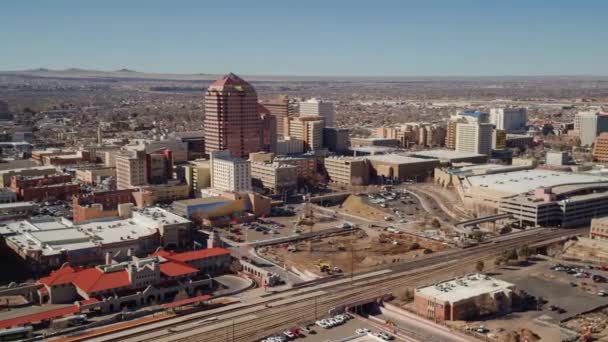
left=10, top=174, right=80, bottom=202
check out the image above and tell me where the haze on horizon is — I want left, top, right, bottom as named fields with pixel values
left=1, top=0, right=607, bottom=77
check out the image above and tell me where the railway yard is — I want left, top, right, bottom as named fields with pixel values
left=46, top=226, right=586, bottom=342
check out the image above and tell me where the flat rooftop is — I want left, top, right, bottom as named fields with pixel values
left=349, top=146, right=398, bottom=154
left=174, top=197, right=231, bottom=206
left=448, top=163, right=531, bottom=176
left=0, top=207, right=189, bottom=257
left=408, top=149, right=485, bottom=161
left=468, top=169, right=608, bottom=195
left=417, top=273, right=514, bottom=303
left=367, top=154, right=434, bottom=165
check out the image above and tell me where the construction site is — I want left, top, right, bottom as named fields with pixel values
left=260, top=227, right=448, bottom=279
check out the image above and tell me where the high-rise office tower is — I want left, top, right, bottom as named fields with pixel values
left=576, top=110, right=608, bottom=146
left=116, top=150, right=148, bottom=190
left=262, top=95, right=296, bottom=137
left=284, top=116, right=325, bottom=151
left=299, top=98, right=335, bottom=127
left=258, top=104, right=277, bottom=153
left=204, top=73, right=261, bottom=158
left=456, top=123, right=493, bottom=156
left=490, top=107, right=527, bottom=132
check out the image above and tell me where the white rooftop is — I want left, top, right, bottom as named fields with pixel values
left=468, top=169, right=608, bottom=195
left=0, top=208, right=190, bottom=256
left=417, top=273, right=514, bottom=303
left=409, top=149, right=485, bottom=160
left=366, top=154, right=433, bottom=164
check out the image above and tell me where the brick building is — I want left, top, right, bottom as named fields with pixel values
left=414, top=274, right=516, bottom=321
left=10, top=174, right=79, bottom=201
left=72, top=189, right=136, bottom=223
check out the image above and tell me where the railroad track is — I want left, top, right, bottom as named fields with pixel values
left=82, top=227, right=584, bottom=342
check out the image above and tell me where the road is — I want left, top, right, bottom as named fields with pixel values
left=55, top=227, right=586, bottom=342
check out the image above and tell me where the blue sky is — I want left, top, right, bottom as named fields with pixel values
left=1, top=0, right=607, bottom=76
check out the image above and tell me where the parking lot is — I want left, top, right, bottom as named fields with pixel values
left=260, top=313, right=390, bottom=342
left=498, top=256, right=608, bottom=320
left=219, top=205, right=355, bottom=244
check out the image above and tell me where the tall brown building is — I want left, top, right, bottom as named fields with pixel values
left=262, top=95, right=296, bottom=137
left=258, top=104, right=277, bottom=153
left=204, top=73, right=261, bottom=158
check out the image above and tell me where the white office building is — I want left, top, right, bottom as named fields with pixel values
left=299, top=98, right=335, bottom=127
left=490, top=107, right=527, bottom=132
left=576, top=111, right=608, bottom=146
left=210, top=151, right=251, bottom=193
left=456, top=123, right=493, bottom=156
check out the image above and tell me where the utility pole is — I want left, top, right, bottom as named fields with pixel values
left=314, top=295, right=318, bottom=321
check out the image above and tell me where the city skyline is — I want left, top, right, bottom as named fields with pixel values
left=1, top=0, right=608, bottom=76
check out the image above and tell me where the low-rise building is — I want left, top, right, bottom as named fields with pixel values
left=499, top=181, right=608, bottom=228
left=324, top=157, right=370, bottom=185
left=366, top=154, right=439, bottom=182
left=591, top=216, right=608, bottom=241
left=38, top=247, right=231, bottom=312
left=181, top=159, right=211, bottom=195
left=545, top=151, right=571, bottom=166
left=9, top=174, right=79, bottom=202
left=0, top=201, right=37, bottom=221
left=73, top=189, right=136, bottom=223
left=173, top=192, right=271, bottom=226
left=323, top=127, right=350, bottom=153
left=276, top=136, right=304, bottom=155
left=274, top=155, right=318, bottom=180
left=0, top=188, right=17, bottom=203
left=0, top=166, right=57, bottom=187
left=131, top=182, right=190, bottom=208
left=414, top=273, right=516, bottom=321
left=407, top=149, right=488, bottom=164
left=0, top=207, right=192, bottom=270
left=506, top=134, right=534, bottom=150
left=250, top=161, right=298, bottom=194
left=75, top=166, right=116, bottom=185
left=350, top=137, right=400, bottom=148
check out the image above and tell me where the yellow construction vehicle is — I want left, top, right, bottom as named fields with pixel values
left=316, top=260, right=331, bottom=273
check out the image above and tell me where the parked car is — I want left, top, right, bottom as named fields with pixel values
left=355, top=328, right=371, bottom=335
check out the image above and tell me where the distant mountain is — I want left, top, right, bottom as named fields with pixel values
left=116, top=68, right=137, bottom=73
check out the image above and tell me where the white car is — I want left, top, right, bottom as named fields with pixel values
left=282, top=331, right=295, bottom=339
left=327, top=318, right=339, bottom=326
left=355, top=328, right=371, bottom=335
left=372, top=332, right=393, bottom=341
left=316, top=320, right=328, bottom=328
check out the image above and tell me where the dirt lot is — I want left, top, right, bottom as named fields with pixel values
left=340, top=195, right=390, bottom=221
left=260, top=228, right=449, bottom=278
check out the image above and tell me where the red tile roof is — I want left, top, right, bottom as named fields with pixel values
left=159, top=261, right=199, bottom=278
left=210, top=73, right=250, bottom=87
left=161, top=295, right=211, bottom=309
left=72, top=268, right=130, bottom=294
left=39, top=265, right=79, bottom=286
left=157, top=248, right=231, bottom=263
left=0, top=305, right=79, bottom=329
left=79, top=298, right=100, bottom=306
